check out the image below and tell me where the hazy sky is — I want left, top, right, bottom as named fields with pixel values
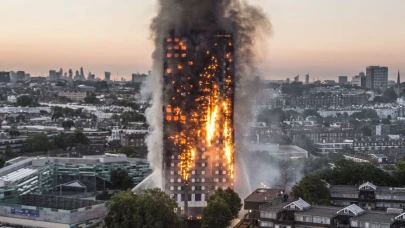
left=1, top=0, right=404, bottom=81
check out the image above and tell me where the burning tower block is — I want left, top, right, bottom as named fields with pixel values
left=163, top=30, right=235, bottom=218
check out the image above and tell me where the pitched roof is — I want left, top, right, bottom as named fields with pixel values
left=337, top=204, right=364, bottom=216
left=283, top=198, right=311, bottom=211
left=359, top=182, right=377, bottom=191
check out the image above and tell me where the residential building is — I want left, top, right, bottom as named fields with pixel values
left=339, top=76, right=348, bottom=84
left=132, top=73, right=148, bottom=83
left=305, top=74, right=309, bottom=84
left=104, top=72, right=111, bottom=81
left=366, top=66, right=388, bottom=89
left=7, top=95, right=17, bottom=103
left=289, top=93, right=368, bottom=108
left=288, top=128, right=363, bottom=143
left=16, top=71, right=25, bottom=82
left=0, top=72, right=11, bottom=83
left=58, top=91, right=87, bottom=102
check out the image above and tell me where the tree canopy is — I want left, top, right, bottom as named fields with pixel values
left=110, top=170, right=134, bottom=190
left=84, top=96, right=101, bottom=104
left=291, top=174, right=330, bottom=205
left=256, top=108, right=286, bottom=126
left=318, top=159, right=397, bottom=186
left=201, top=197, right=233, bottom=228
left=105, top=189, right=180, bottom=228
left=16, top=95, right=38, bottom=107
left=207, top=188, right=242, bottom=219
left=292, top=134, right=315, bottom=153
left=22, top=133, right=54, bottom=152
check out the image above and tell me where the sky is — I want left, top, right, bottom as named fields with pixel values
left=0, top=0, right=405, bottom=81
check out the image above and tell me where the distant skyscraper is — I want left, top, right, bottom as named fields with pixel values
left=24, top=73, right=30, bottom=80
left=0, top=72, right=11, bottom=83
left=286, top=78, right=290, bottom=84
left=396, top=71, right=401, bottom=96
left=338, top=76, right=348, bottom=84
left=294, top=75, right=299, bottom=82
left=104, top=72, right=111, bottom=81
left=59, top=68, right=63, bottom=79
left=16, top=71, right=25, bottom=82
left=366, top=66, right=388, bottom=89
left=305, top=74, right=309, bottom=84
left=68, top=69, right=73, bottom=79
left=87, top=72, right=95, bottom=81
left=80, top=67, right=84, bottom=78
left=49, top=70, right=57, bottom=81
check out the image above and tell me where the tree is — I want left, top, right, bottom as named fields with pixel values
left=319, top=159, right=397, bottom=186
left=4, top=146, right=15, bottom=159
left=53, top=133, right=69, bottom=150
left=121, top=112, right=146, bottom=124
left=293, top=134, right=315, bottom=153
left=207, top=188, right=242, bottom=219
left=291, top=174, right=330, bottom=205
left=110, top=170, right=134, bottom=190
left=0, top=156, right=5, bottom=168
left=16, top=95, right=34, bottom=107
left=361, top=126, right=372, bottom=136
left=382, top=118, right=391, bottom=125
left=84, top=96, right=101, bottom=104
left=364, top=109, right=379, bottom=119
left=22, top=133, right=54, bottom=152
left=52, top=112, right=64, bottom=121
left=201, top=197, right=233, bottom=228
left=393, top=160, right=405, bottom=185
left=62, top=120, right=75, bottom=130
left=105, top=189, right=180, bottom=228
left=69, top=130, right=90, bottom=145
left=9, top=124, right=20, bottom=137
left=383, top=88, right=398, bottom=102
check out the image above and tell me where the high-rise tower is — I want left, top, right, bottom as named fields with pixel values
left=162, top=30, right=235, bottom=217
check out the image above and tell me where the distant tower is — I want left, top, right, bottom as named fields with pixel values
left=80, top=67, right=84, bottom=77
left=305, top=74, right=309, bottom=84
left=396, top=70, right=401, bottom=96
left=294, top=75, right=299, bottom=82
left=104, top=72, right=111, bottom=81
left=68, top=69, right=73, bottom=79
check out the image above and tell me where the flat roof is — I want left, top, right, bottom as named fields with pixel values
left=351, top=211, right=394, bottom=224
left=244, top=188, right=284, bottom=203
left=0, top=194, right=104, bottom=210
left=295, top=206, right=337, bottom=217
left=1, top=168, right=37, bottom=183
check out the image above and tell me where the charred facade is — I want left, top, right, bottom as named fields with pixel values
left=162, top=30, right=235, bottom=217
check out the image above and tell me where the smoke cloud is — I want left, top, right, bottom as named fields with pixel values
left=141, top=0, right=272, bottom=194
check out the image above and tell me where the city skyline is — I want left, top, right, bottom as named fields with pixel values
left=1, top=0, right=405, bottom=80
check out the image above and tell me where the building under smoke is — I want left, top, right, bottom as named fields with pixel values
left=162, top=30, right=235, bottom=217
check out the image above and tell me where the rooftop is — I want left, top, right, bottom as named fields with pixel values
left=351, top=211, right=395, bottom=224
left=294, top=206, right=337, bottom=217
left=244, top=188, right=284, bottom=203
left=0, top=194, right=104, bottom=210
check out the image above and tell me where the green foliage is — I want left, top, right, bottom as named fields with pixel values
left=9, top=124, right=20, bottom=137
left=0, top=156, right=5, bottom=168
left=16, top=95, right=37, bottom=107
left=113, top=100, right=140, bottom=110
left=291, top=174, right=330, bottom=205
left=393, top=160, right=405, bottom=185
left=121, top=112, right=146, bottom=124
left=53, top=133, right=69, bottom=150
left=62, top=120, right=75, bottom=129
left=361, top=126, right=372, bottom=136
left=351, top=109, right=379, bottom=120
left=319, top=159, right=397, bottom=186
left=69, top=130, right=90, bottom=145
left=105, top=189, right=180, bottom=228
left=207, top=188, right=242, bottom=219
left=382, top=118, right=391, bottom=125
left=110, top=170, right=134, bottom=190
left=302, top=158, right=330, bottom=174
left=23, top=133, right=54, bottom=152
left=292, top=134, right=315, bottom=153
left=383, top=88, right=398, bottom=102
left=201, top=197, right=233, bottom=228
left=84, top=96, right=101, bottom=104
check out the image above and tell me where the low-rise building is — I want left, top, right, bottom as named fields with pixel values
left=58, top=91, right=88, bottom=102
left=0, top=194, right=106, bottom=228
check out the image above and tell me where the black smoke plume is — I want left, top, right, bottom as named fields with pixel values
left=141, top=0, right=271, bottom=196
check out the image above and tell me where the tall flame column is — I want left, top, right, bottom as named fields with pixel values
left=162, top=30, right=235, bottom=218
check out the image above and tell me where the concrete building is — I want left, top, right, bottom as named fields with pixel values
left=247, top=143, right=309, bottom=160
left=0, top=72, right=11, bottom=83
left=104, top=72, right=111, bottom=82
left=366, top=66, right=388, bottom=90
left=0, top=194, right=106, bottom=228
left=7, top=95, right=17, bottom=103
left=16, top=71, right=25, bottom=82
left=0, top=154, right=150, bottom=199
left=338, top=76, right=348, bottom=84
left=58, top=91, right=87, bottom=102
left=131, top=73, right=148, bottom=83
left=305, top=74, right=309, bottom=84
left=352, top=72, right=366, bottom=88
